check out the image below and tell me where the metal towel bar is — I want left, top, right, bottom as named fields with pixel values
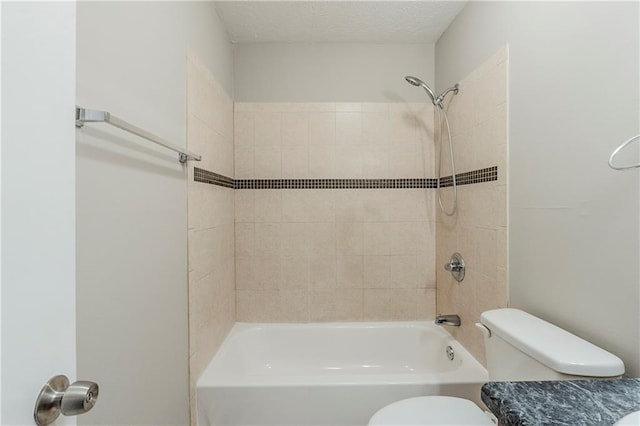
left=75, top=107, right=201, bottom=163
left=609, top=134, right=640, bottom=170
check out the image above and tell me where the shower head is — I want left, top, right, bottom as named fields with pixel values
left=405, top=75, right=437, bottom=104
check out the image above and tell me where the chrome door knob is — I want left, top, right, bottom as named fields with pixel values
left=34, top=375, right=99, bottom=426
left=61, top=380, right=98, bottom=416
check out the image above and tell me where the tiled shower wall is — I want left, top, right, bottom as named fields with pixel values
left=436, top=47, right=509, bottom=365
left=234, top=103, right=438, bottom=321
left=186, top=50, right=235, bottom=423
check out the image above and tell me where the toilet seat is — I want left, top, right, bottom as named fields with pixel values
left=368, top=396, right=494, bottom=426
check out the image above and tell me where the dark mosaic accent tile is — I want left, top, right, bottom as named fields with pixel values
left=438, top=166, right=498, bottom=188
left=194, top=166, right=498, bottom=190
left=194, top=167, right=234, bottom=189
left=234, top=178, right=439, bottom=189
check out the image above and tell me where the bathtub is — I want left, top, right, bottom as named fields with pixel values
left=197, top=322, right=488, bottom=426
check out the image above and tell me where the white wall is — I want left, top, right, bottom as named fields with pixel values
left=436, top=1, right=640, bottom=376
left=1, top=2, right=4, bottom=417
left=234, top=43, right=434, bottom=102
left=2, top=2, right=77, bottom=424
left=76, top=2, right=233, bottom=424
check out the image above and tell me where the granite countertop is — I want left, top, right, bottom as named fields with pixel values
left=481, top=378, right=640, bottom=426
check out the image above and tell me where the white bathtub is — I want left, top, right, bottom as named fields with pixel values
left=197, top=322, right=488, bottom=426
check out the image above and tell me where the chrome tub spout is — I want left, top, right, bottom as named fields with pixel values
left=435, top=314, right=461, bottom=327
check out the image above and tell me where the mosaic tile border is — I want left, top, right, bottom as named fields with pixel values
left=194, top=167, right=234, bottom=189
left=235, top=178, right=438, bottom=189
left=194, top=166, right=498, bottom=189
left=439, top=166, right=498, bottom=188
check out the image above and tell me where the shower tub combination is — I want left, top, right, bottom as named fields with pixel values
left=197, top=322, right=488, bottom=426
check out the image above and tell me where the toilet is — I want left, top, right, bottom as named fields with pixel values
left=368, top=308, right=625, bottom=426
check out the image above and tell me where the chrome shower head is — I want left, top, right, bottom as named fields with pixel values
left=404, top=75, right=423, bottom=87
left=405, top=75, right=437, bottom=104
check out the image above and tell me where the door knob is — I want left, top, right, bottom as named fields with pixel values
left=34, top=375, right=99, bottom=425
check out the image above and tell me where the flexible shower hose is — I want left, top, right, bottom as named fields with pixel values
left=436, top=105, right=457, bottom=216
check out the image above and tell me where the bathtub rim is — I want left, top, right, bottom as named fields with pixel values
left=197, top=321, right=488, bottom=388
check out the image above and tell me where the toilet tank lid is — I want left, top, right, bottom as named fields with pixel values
left=480, top=308, right=625, bottom=377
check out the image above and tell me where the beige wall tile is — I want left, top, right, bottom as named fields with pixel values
left=237, top=288, right=308, bottom=322
left=334, top=144, right=364, bottom=178
left=390, top=255, right=418, bottom=289
left=363, top=289, right=416, bottom=321
left=416, top=289, right=436, bottom=320
left=187, top=115, right=208, bottom=158
left=280, top=222, right=310, bottom=257
left=188, top=228, right=217, bottom=282
left=235, top=256, right=254, bottom=290
left=255, top=223, right=281, bottom=256
left=236, top=290, right=279, bottom=322
left=233, top=102, right=440, bottom=323
left=363, top=255, right=390, bottom=289
left=418, top=255, right=437, bottom=289
left=388, top=144, right=424, bottom=178
left=282, top=190, right=308, bottom=222
left=254, top=145, right=281, bottom=178
left=309, top=222, right=336, bottom=257
left=435, top=47, right=508, bottom=366
left=308, top=112, right=335, bottom=147
left=279, top=290, right=310, bottom=322
left=363, top=222, right=392, bottom=255
left=281, top=112, right=308, bottom=146
left=362, top=112, right=390, bottom=147
left=282, top=144, right=309, bottom=178
left=336, top=112, right=362, bottom=145
left=389, top=110, right=418, bottom=145
left=298, top=103, right=336, bottom=113
left=235, top=223, right=254, bottom=257
left=334, top=191, right=363, bottom=222
left=306, top=191, right=335, bottom=222
left=234, top=146, right=254, bottom=179
left=310, top=256, right=337, bottom=289
left=360, top=190, right=390, bottom=222
left=337, top=255, right=364, bottom=288
left=187, top=54, right=235, bottom=423
left=233, top=102, right=255, bottom=112
left=281, top=256, right=310, bottom=290
left=254, top=190, right=282, bottom=222
left=253, top=256, right=281, bottom=290
left=308, top=144, right=336, bottom=178
left=207, top=129, right=233, bottom=178
left=310, top=289, right=363, bottom=322
left=254, top=111, right=281, bottom=148
left=362, top=145, right=390, bottom=177
left=282, top=190, right=334, bottom=222
left=234, top=111, right=254, bottom=149
left=234, top=190, right=254, bottom=223
left=362, top=103, right=389, bottom=113
left=336, top=222, right=363, bottom=255
left=335, top=103, right=362, bottom=112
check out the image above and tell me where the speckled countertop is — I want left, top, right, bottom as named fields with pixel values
left=481, top=379, right=640, bottom=426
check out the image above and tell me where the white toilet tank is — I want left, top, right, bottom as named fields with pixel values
left=479, top=308, right=625, bottom=381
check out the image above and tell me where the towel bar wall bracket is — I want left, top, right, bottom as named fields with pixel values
left=75, top=107, right=201, bottom=164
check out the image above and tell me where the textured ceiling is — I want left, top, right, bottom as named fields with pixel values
left=213, top=1, right=467, bottom=43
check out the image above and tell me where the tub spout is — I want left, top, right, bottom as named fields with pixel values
left=435, top=314, right=461, bottom=327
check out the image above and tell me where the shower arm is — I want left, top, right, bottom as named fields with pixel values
left=435, top=84, right=460, bottom=106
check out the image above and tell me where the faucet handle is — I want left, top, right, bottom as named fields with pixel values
left=444, top=253, right=465, bottom=282
left=444, top=261, right=463, bottom=272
